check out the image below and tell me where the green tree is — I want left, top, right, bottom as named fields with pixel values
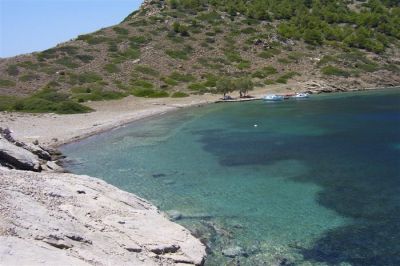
left=235, top=77, right=254, bottom=97
left=216, top=77, right=234, bottom=98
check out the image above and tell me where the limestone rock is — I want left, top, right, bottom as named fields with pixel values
left=18, top=142, right=52, bottom=161
left=0, top=169, right=206, bottom=265
left=46, top=161, right=63, bottom=172
left=0, top=138, right=40, bottom=171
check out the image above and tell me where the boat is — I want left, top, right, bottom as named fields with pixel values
left=293, top=92, right=309, bottom=99
left=263, top=94, right=284, bottom=101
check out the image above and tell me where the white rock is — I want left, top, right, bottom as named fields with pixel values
left=0, top=138, right=40, bottom=171
left=0, top=169, right=206, bottom=265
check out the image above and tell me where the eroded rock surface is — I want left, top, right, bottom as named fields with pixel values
left=0, top=169, right=206, bottom=265
left=0, top=138, right=41, bottom=171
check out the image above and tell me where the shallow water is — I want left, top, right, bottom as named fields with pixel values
left=62, top=89, right=400, bottom=265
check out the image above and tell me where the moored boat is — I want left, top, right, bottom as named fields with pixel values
left=263, top=94, right=284, bottom=101
left=293, top=92, right=309, bottom=99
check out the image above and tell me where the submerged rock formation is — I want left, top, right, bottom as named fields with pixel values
left=0, top=169, right=206, bottom=265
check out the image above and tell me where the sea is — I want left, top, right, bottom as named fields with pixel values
left=62, top=89, right=400, bottom=265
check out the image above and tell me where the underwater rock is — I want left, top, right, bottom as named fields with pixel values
left=152, top=173, right=166, bottom=178
left=166, top=210, right=183, bottom=221
left=222, top=246, right=247, bottom=258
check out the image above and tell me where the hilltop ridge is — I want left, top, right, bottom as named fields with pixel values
left=0, top=0, right=399, bottom=113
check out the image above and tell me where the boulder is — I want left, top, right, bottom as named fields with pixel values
left=16, top=142, right=52, bottom=161
left=0, top=138, right=41, bottom=171
left=166, top=210, right=183, bottom=221
left=222, top=246, right=246, bottom=258
left=46, top=161, right=63, bottom=172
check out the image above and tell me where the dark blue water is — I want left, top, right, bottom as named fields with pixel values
left=62, top=89, right=400, bottom=265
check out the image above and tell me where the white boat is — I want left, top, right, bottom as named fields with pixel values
left=263, top=94, right=284, bottom=101
left=293, top=93, right=309, bottom=99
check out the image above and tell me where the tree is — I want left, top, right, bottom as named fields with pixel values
left=235, top=77, right=254, bottom=98
left=216, top=77, right=233, bottom=98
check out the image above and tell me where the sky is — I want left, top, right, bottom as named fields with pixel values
left=0, top=0, right=143, bottom=58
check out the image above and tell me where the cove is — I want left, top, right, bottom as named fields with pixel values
left=62, top=89, right=400, bottom=265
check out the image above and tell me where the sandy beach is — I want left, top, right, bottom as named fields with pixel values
left=0, top=86, right=290, bottom=147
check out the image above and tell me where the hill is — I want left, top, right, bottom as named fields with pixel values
left=0, top=0, right=399, bottom=113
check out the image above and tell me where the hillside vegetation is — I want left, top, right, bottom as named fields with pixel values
left=0, top=0, right=399, bottom=113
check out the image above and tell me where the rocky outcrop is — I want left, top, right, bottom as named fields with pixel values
left=0, top=128, right=206, bottom=265
left=0, top=127, right=62, bottom=172
left=0, top=169, right=206, bottom=265
left=0, top=138, right=41, bottom=171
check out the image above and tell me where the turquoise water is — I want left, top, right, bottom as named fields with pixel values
left=62, top=89, right=400, bottom=265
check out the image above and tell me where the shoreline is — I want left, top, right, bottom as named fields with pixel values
left=0, top=84, right=399, bottom=265
left=1, top=85, right=398, bottom=149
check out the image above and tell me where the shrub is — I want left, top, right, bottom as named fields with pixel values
left=131, top=88, right=169, bottom=98
left=113, top=27, right=129, bottom=35
left=6, top=65, right=19, bottom=76
left=276, top=72, right=300, bottom=84
left=71, top=87, right=91, bottom=94
left=166, top=49, right=189, bottom=60
left=71, top=87, right=126, bottom=102
left=188, top=82, right=207, bottom=91
left=383, top=64, right=399, bottom=72
left=17, top=61, right=38, bottom=70
left=317, top=55, right=338, bottom=66
left=111, top=48, right=140, bottom=63
left=32, top=88, right=69, bottom=103
left=134, top=65, right=159, bottom=76
left=237, top=60, right=251, bottom=69
left=130, top=35, right=151, bottom=47
left=131, top=79, right=154, bottom=89
left=56, top=101, right=93, bottom=114
left=258, top=49, right=280, bottom=59
left=224, top=49, right=243, bottom=63
left=264, top=79, right=276, bottom=85
left=0, top=79, right=16, bottom=87
left=277, top=58, right=291, bottom=64
left=171, top=92, right=189, bottom=98
left=252, top=66, right=278, bottom=78
left=162, top=77, right=179, bottom=86
left=173, top=22, right=189, bottom=36
left=78, top=72, right=103, bottom=84
left=11, top=87, right=92, bottom=114
left=0, top=96, right=18, bottom=111
left=104, top=63, right=120, bottom=73
left=75, top=54, right=94, bottom=63
left=241, top=27, right=257, bottom=34
left=355, top=62, right=379, bottom=72
left=55, top=57, right=80, bottom=68
left=19, top=73, right=38, bottom=82
left=321, top=65, right=350, bottom=77
left=68, top=72, right=103, bottom=85
left=77, top=34, right=109, bottom=45
left=14, top=98, right=56, bottom=113
left=287, top=52, right=305, bottom=62
left=169, top=72, right=195, bottom=82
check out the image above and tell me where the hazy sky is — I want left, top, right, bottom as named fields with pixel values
left=0, top=0, right=143, bottom=58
